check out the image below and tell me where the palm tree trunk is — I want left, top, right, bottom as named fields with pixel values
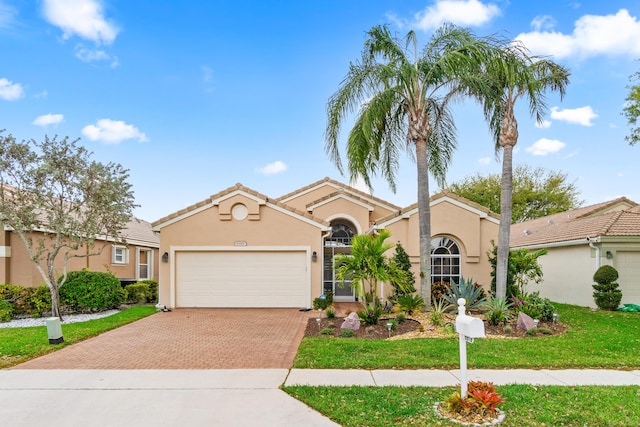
left=496, top=143, right=514, bottom=299
left=415, top=138, right=432, bottom=309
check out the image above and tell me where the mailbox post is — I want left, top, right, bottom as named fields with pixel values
left=455, top=298, right=485, bottom=396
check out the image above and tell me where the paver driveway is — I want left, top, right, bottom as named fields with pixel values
left=13, top=308, right=314, bottom=370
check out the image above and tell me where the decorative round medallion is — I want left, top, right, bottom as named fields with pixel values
left=231, top=203, right=248, bottom=221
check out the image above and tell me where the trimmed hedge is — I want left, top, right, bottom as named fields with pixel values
left=138, top=279, right=158, bottom=303
left=60, top=270, right=125, bottom=312
left=0, top=284, right=51, bottom=318
left=125, top=283, right=150, bottom=304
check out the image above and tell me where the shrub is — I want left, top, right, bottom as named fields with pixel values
left=431, top=281, right=452, bottom=302
left=340, top=328, right=355, bottom=337
left=357, top=301, right=383, bottom=325
left=313, top=296, right=330, bottom=310
left=395, top=313, right=406, bottom=323
left=396, top=293, right=424, bottom=315
left=0, top=299, right=13, bottom=322
left=538, top=327, right=552, bottom=335
left=390, top=243, right=416, bottom=296
left=325, top=306, right=336, bottom=319
left=125, top=283, right=150, bottom=304
left=138, top=280, right=158, bottom=303
left=386, top=318, right=398, bottom=331
left=443, top=277, right=487, bottom=311
left=482, top=296, right=513, bottom=326
left=503, top=324, right=513, bottom=334
left=430, top=298, right=452, bottom=327
left=526, top=328, right=537, bottom=336
left=319, top=327, right=334, bottom=335
left=59, top=270, right=125, bottom=312
left=521, top=292, right=555, bottom=321
left=0, top=284, right=51, bottom=318
left=592, top=265, right=623, bottom=310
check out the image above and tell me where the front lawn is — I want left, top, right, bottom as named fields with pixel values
left=294, top=304, right=640, bottom=369
left=284, top=385, right=640, bottom=426
left=0, top=305, right=157, bottom=369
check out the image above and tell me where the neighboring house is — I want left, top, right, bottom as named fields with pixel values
left=511, top=197, right=640, bottom=308
left=0, top=218, right=160, bottom=287
left=152, top=178, right=499, bottom=309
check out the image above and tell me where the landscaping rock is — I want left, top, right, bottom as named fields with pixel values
left=341, top=312, right=360, bottom=330
left=517, top=312, right=537, bottom=330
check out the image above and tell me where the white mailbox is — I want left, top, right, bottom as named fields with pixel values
left=456, top=314, right=485, bottom=338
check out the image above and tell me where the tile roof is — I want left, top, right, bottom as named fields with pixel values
left=276, top=177, right=401, bottom=211
left=375, top=190, right=500, bottom=224
left=152, top=183, right=329, bottom=228
left=511, top=197, right=640, bottom=248
left=123, top=218, right=159, bottom=247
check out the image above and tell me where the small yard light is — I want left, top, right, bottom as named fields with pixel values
left=552, top=313, right=559, bottom=323
left=386, top=321, right=393, bottom=337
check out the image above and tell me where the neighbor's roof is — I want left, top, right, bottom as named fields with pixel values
left=123, top=218, right=160, bottom=247
left=511, top=197, right=640, bottom=248
left=152, top=183, right=330, bottom=229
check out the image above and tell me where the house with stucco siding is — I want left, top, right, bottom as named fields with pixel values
left=152, top=178, right=499, bottom=309
left=511, top=197, right=640, bottom=308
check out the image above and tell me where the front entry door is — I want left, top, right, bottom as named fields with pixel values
left=323, top=253, right=355, bottom=301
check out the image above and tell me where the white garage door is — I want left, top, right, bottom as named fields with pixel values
left=617, top=252, right=640, bottom=304
left=175, top=250, right=308, bottom=308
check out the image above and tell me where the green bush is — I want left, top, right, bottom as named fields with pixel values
left=125, top=283, right=150, bottom=304
left=483, top=296, right=513, bottom=326
left=0, top=299, right=13, bottom=322
left=313, top=295, right=331, bottom=310
left=396, top=293, right=425, bottom=315
left=521, top=292, right=555, bottom=321
left=357, top=301, right=383, bottom=325
left=592, top=265, right=623, bottom=310
left=0, top=284, right=51, bottom=318
left=325, top=306, right=336, bottom=319
left=320, top=327, right=334, bottom=335
left=137, top=280, right=158, bottom=303
left=431, top=281, right=452, bottom=302
left=59, top=270, right=125, bottom=312
left=340, top=328, right=355, bottom=337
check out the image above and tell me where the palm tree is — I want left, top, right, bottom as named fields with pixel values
left=480, top=44, right=570, bottom=299
left=325, top=24, right=499, bottom=308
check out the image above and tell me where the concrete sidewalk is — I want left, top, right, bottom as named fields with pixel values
left=2, top=369, right=639, bottom=427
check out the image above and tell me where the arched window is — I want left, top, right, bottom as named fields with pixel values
left=430, top=237, right=461, bottom=284
left=329, top=222, right=355, bottom=246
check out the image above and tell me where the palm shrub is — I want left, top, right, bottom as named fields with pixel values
left=443, top=277, right=487, bottom=311
left=357, top=300, right=384, bottom=325
left=482, top=296, right=513, bottom=326
left=59, top=270, right=125, bottom=312
left=396, top=294, right=424, bottom=315
left=592, top=265, right=623, bottom=310
left=430, top=298, right=452, bottom=327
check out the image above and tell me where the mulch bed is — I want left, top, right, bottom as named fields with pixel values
left=304, top=316, right=421, bottom=339
left=304, top=311, right=569, bottom=340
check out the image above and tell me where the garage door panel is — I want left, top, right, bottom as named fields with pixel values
left=617, top=252, right=640, bottom=304
left=176, top=251, right=307, bottom=308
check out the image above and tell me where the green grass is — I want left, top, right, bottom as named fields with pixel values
left=294, top=304, right=640, bottom=369
left=0, top=306, right=157, bottom=369
left=284, top=385, right=640, bottom=426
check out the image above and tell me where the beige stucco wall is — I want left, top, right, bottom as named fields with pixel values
left=382, top=199, right=499, bottom=292
left=2, top=230, right=158, bottom=287
left=310, top=198, right=371, bottom=234
left=530, top=241, right=640, bottom=308
left=156, top=194, right=325, bottom=307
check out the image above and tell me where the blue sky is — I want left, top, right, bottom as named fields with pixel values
left=1, top=0, right=639, bottom=221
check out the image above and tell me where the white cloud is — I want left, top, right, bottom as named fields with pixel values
left=530, top=15, right=556, bottom=31
left=34, top=90, right=48, bottom=99
left=525, top=138, right=566, bottom=156
left=0, top=1, right=17, bottom=29
left=413, top=0, right=501, bottom=30
left=535, top=120, right=552, bottom=129
left=256, top=160, right=287, bottom=176
left=515, top=9, right=640, bottom=59
left=74, top=45, right=119, bottom=67
left=550, top=106, right=597, bottom=126
left=0, top=77, right=24, bottom=100
left=478, top=157, right=491, bottom=165
left=82, top=119, right=149, bottom=144
left=42, top=0, right=119, bottom=45
left=349, top=175, right=371, bottom=194
left=32, top=113, right=64, bottom=126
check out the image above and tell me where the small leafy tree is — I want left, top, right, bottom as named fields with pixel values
left=592, top=265, right=623, bottom=310
left=623, top=69, right=640, bottom=146
left=488, top=242, right=547, bottom=298
left=390, top=242, right=416, bottom=298
left=0, top=133, right=137, bottom=318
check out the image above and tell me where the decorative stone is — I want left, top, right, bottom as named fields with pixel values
left=341, top=312, right=360, bottom=330
left=517, top=312, right=537, bottom=331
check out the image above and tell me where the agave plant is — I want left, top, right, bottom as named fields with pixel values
left=443, top=277, right=487, bottom=311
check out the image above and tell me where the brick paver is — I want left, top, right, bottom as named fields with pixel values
left=13, top=308, right=314, bottom=370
